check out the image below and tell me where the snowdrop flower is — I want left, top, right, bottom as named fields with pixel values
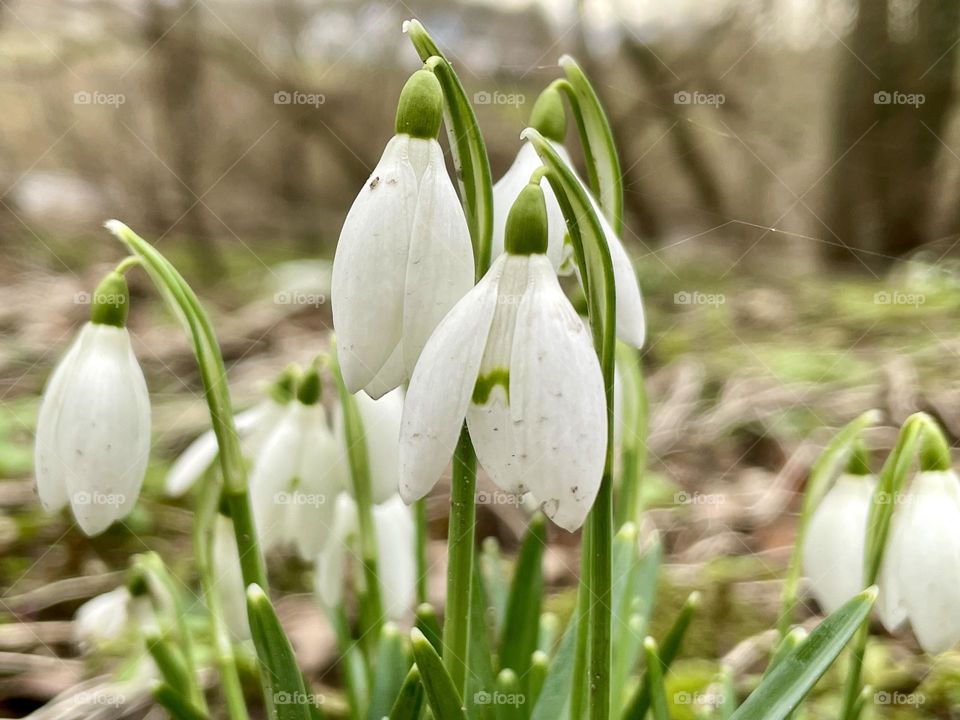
left=314, top=492, right=416, bottom=620
left=35, top=271, right=151, bottom=536
left=249, top=367, right=344, bottom=559
left=400, top=183, right=607, bottom=531
left=164, top=367, right=297, bottom=497
left=879, top=470, right=960, bottom=653
left=492, top=87, right=646, bottom=348
left=802, top=473, right=876, bottom=614
left=213, top=514, right=250, bottom=640
left=332, top=69, right=475, bottom=399
left=74, top=585, right=155, bottom=650
left=334, top=387, right=404, bottom=505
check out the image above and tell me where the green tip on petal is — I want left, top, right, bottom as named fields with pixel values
left=529, top=86, right=566, bottom=143
left=89, top=271, right=130, bottom=327
left=504, top=182, right=548, bottom=255
left=296, top=366, right=322, bottom=405
left=395, top=69, right=443, bottom=139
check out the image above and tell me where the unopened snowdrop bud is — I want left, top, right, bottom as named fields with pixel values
left=880, top=469, right=960, bottom=653
left=34, top=271, right=151, bottom=536
left=249, top=366, right=344, bottom=559
left=802, top=472, right=876, bottom=614
left=165, top=366, right=298, bottom=497
left=400, top=186, right=607, bottom=531
left=332, top=69, right=474, bottom=399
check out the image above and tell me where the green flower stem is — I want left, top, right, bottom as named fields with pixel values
left=328, top=350, right=384, bottom=646
left=442, top=427, right=476, bottom=698
left=615, top=343, right=649, bottom=528
left=777, top=410, right=880, bottom=639
left=194, top=478, right=250, bottom=720
left=839, top=414, right=927, bottom=720
left=415, top=499, right=429, bottom=605
left=569, top=524, right=591, bottom=720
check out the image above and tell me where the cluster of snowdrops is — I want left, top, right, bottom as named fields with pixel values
left=32, top=19, right=960, bottom=720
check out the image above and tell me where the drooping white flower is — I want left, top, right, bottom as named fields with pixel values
left=249, top=369, right=344, bottom=559
left=801, top=473, right=876, bottom=614
left=165, top=370, right=297, bottom=497
left=314, top=492, right=416, bottom=621
left=35, top=272, right=151, bottom=536
left=334, top=387, right=404, bottom=505
left=492, top=87, right=646, bottom=349
left=880, top=470, right=960, bottom=654
left=73, top=586, right=155, bottom=650
left=213, top=514, right=250, bottom=640
left=331, top=70, right=475, bottom=399
left=400, top=183, right=607, bottom=531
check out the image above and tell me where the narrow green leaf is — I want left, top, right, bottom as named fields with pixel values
left=389, top=665, right=425, bottom=720
left=530, top=610, right=579, bottom=720
left=730, top=588, right=877, bottom=720
left=403, top=19, right=493, bottom=277
left=416, top=603, right=444, bottom=655
left=368, top=624, right=411, bottom=720
left=538, top=613, right=560, bottom=656
left=765, top=628, right=807, bottom=678
left=499, top=513, right=547, bottom=677
left=247, top=584, right=312, bottom=720
left=529, top=651, right=549, bottom=709
left=467, top=561, right=497, bottom=720
left=643, top=638, right=670, bottom=720
left=145, top=634, right=194, bottom=701
left=622, top=590, right=698, bottom=720
left=410, top=628, right=467, bottom=720
left=558, top=56, right=624, bottom=233
left=152, top=683, right=209, bottom=720
left=481, top=537, right=509, bottom=636
left=716, top=668, right=737, bottom=719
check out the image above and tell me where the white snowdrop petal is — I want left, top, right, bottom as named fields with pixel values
left=74, top=586, right=131, bottom=647
left=401, top=139, right=475, bottom=378
left=314, top=493, right=359, bottom=609
left=336, top=388, right=404, bottom=505
left=213, top=516, right=250, bottom=640
left=599, top=209, right=646, bottom=349
left=895, top=471, right=960, bottom=653
left=292, top=406, right=342, bottom=559
left=332, top=135, right=418, bottom=393
left=34, top=325, right=87, bottom=513
left=877, top=509, right=909, bottom=632
left=249, top=405, right=303, bottom=552
left=54, top=325, right=150, bottom=536
left=399, top=256, right=505, bottom=504
left=483, top=256, right=605, bottom=531
left=374, top=495, right=416, bottom=620
left=243, top=400, right=288, bottom=458
left=801, top=474, right=874, bottom=615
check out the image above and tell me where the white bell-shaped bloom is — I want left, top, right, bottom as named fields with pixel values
left=332, top=70, right=474, bottom=399
left=400, top=183, right=607, bottom=531
left=249, top=379, right=344, bottom=560
left=314, top=492, right=416, bottom=620
left=35, top=309, right=151, bottom=536
left=74, top=586, right=155, bottom=650
left=880, top=470, right=960, bottom=653
left=165, top=398, right=288, bottom=497
left=801, top=473, right=875, bottom=614
left=334, top=387, right=404, bottom=505
left=213, top=515, right=250, bottom=640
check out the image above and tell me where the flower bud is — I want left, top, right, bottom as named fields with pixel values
left=504, top=182, right=548, bottom=256
left=296, top=366, right=322, bottom=406
left=395, top=69, right=443, bottom=140
left=89, top=271, right=129, bottom=328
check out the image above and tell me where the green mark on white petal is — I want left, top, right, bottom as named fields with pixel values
left=472, top=368, right=509, bottom=405
left=89, top=271, right=130, bottom=327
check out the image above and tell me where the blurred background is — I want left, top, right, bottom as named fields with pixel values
left=3, top=0, right=960, bottom=717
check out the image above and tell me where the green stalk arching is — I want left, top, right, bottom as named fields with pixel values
left=193, top=477, right=251, bottom=720
left=328, top=350, right=385, bottom=645
left=523, top=130, right=617, bottom=720
left=776, top=410, right=881, bottom=639
left=615, top=342, right=649, bottom=528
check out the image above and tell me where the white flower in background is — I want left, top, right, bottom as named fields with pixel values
left=165, top=368, right=297, bottom=497
left=213, top=514, right=250, bottom=640
left=332, top=69, right=474, bottom=399
left=334, top=387, right=404, bottom=505
left=879, top=470, right=960, bottom=654
left=802, top=473, right=876, bottom=614
left=250, top=368, right=344, bottom=559
left=35, top=272, right=151, bottom=536
left=73, top=586, right=155, bottom=650
left=492, top=87, right=646, bottom=349
left=314, top=492, right=416, bottom=620
left=400, top=183, right=607, bottom=531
